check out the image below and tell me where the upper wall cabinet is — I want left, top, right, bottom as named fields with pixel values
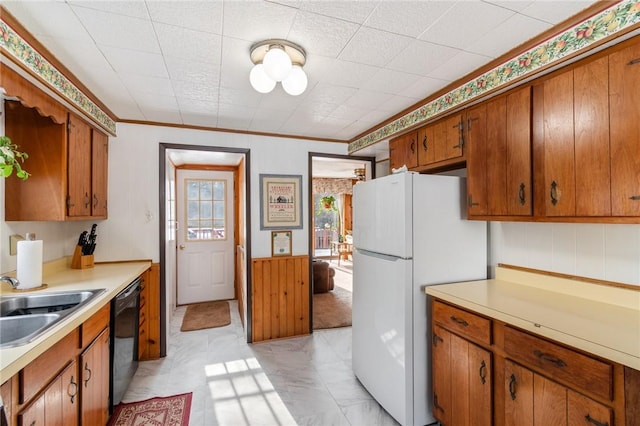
left=4, top=102, right=109, bottom=221
left=389, top=130, right=418, bottom=171
left=466, top=86, right=532, bottom=218
left=609, top=41, right=640, bottom=216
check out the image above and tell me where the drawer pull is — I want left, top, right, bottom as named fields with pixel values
left=630, top=195, right=640, bottom=201
left=432, top=333, right=444, bottom=346
left=628, top=57, right=640, bottom=66
left=534, top=350, right=567, bottom=367
left=479, top=360, right=487, bottom=384
left=450, top=316, right=469, bottom=327
left=585, top=414, right=609, bottom=426
left=509, top=374, right=517, bottom=400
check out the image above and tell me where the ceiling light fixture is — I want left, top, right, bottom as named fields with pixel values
left=250, top=39, right=307, bottom=96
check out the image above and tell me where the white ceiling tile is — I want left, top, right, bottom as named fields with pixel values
left=288, top=10, right=360, bottom=58
left=344, top=90, right=394, bottom=110
left=165, top=57, right=220, bottom=85
left=305, top=83, right=358, bottom=106
left=100, top=46, right=168, bottom=78
left=307, top=57, right=379, bottom=89
left=375, top=94, right=422, bottom=114
left=4, top=2, right=89, bottom=41
left=140, top=108, right=183, bottom=124
left=219, top=87, right=263, bottom=108
left=222, top=1, right=298, bottom=41
left=329, top=104, right=370, bottom=121
left=483, top=1, right=535, bottom=13
left=398, top=76, right=451, bottom=99
left=181, top=112, right=218, bottom=128
left=427, top=50, right=493, bottom=81
left=299, top=0, right=380, bottom=24
left=466, top=13, right=551, bottom=58
left=147, top=1, right=224, bottom=34
left=68, top=1, right=150, bottom=19
left=419, top=2, right=515, bottom=50
left=363, top=68, right=422, bottom=95
left=155, top=23, right=222, bottom=65
left=71, top=6, right=160, bottom=53
left=216, top=104, right=256, bottom=130
left=219, top=38, right=253, bottom=90
left=339, top=27, right=413, bottom=67
left=177, top=98, right=218, bottom=115
left=388, top=40, right=460, bottom=76
left=172, top=79, right=218, bottom=102
left=519, top=1, right=596, bottom=24
left=119, top=73, right=174, bottom=95
left=364, top=1, right=456, bottom=38
left=133, top=92, right=179, bottom=110
left=257, top=90, right=305, bottom=111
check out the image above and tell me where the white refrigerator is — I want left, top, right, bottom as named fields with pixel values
left=352, top=172, right=486, bottom=426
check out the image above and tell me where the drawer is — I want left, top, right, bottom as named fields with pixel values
left=81, top=303, right=110, bottom=348
left=432, top=300, right=491, bottom=345
left=504, top=326, right=613, bottom=400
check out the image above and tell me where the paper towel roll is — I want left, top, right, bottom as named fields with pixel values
left=17, top=238, right=43, bottom=289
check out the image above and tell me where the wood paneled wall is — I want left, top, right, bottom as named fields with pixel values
left=251, top=255, right=310, bottom=342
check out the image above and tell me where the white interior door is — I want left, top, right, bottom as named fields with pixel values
left=176, top=169, right=235, bottom=305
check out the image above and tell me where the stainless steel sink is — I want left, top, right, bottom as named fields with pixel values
left=0, top=289, right=105, bottom=348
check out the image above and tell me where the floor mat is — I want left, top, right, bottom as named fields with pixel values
left=181, top=300, right=230, bottom=331
left=108, top=393, right=192, bottom=426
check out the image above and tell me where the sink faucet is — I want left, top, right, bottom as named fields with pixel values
left=0, top=276, right=20, bottom=289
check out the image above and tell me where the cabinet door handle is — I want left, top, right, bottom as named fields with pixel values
left=518, top=183, right=526, bottom=205
left=66, top=195, right=74, bottom=208
left=468, top=195, right=480, bottom=207
left=84, top=192, right=90, bottom=209
left=585, top=414, right=609, bottom=426
left=432, top=333, right=443, bottom=346
left=84, top=362, right=92, bottom=387
left=410, top=140, right=415, bottom=154
left=93, top=194, right=99, bottom=209
left=479, top=360, right=487, bottom=384
left=534, top=350, right=567, bottom=367
left=422, top=135, right=428, bottom=151
left=434, top=393, right=445, bottom=413
left=452, top=120, right=464, bottom=149
left=509, top=374, right=517, bottom=400
left=450, top=315, right=469, bottom=327
left=629, top=195, right=640, bottom=201
left=627, top=57, right=640, bottom=66
left=68, top=375, right=78, bottom=403
left=550, top=180, right=559, bottom=205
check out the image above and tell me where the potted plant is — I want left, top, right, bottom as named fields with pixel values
left=319, top=195, right=337, bottom=212
left=0, top=135, right=30, bottom=180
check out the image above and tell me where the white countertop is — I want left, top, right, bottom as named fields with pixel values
left=0, top=259, right=151, bottom=382
left=424, top=266, right=640, bottom=370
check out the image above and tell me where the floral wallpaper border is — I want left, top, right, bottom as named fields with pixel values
left=0, top=20, right=117, bottom=135
left=349, top=0, right=640, bottom=154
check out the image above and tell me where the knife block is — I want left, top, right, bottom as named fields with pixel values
left=71, top=245, right=94, bottom=269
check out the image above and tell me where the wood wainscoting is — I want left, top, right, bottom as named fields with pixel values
left=251, top=255, right=310, bottom=342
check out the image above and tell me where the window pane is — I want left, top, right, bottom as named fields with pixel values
left=213, top=201, right=224, bottom=219
left=200, top=201, right=212, bottom=219
left=213, top=220, right=225, bottom=239
left=187, top=180, right=199, bottom=200
left=187, top=201, right=199, bottom=220
left=213, top=181, right=225, bottom=199
left=200, top=181, right=212, bottom=200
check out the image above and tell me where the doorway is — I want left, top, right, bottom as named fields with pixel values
left=159, top=143, right=251, bottom=353
left=308, top=152, right=375, bottom=330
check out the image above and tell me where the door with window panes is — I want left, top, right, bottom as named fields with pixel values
left=176, top=169, right=235, bottom=304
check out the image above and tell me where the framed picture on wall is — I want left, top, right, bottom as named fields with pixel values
left=271, top=230, right=292, bottom=256
left=259, top=174, right=303, bottom=230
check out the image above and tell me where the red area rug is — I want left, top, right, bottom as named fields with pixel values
left=108, top=393, right=192, bottom=426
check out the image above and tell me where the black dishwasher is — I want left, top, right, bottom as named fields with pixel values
left=110, top=277, right=141, bottom=410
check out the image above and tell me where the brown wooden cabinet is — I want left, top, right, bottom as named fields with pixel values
left=80, top=328, right=110, bottom=426
left=138, top=265, right=161, bottom=361
left=430, top=298, right=635, bottom=425
left=609, top=41, right=640, bottom=216
left=503, top=359, right=612, bottom=426
left=432, top=325, right=492, bottom=426
left=466, top=86, right=532, bottom=218
left=417, top=125, right=435, bottom=166
left=389, top=130, right=418, bottom=171
left=4, top=102, right=109, bottom=221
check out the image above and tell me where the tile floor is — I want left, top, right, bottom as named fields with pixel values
left=123, top=300, right=399, bottom=425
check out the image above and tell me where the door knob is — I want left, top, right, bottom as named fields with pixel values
left=179, top=245, right=185, bottom=250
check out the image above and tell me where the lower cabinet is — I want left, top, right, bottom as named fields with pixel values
left=504, top=359, right=612, bottom=426
left=432, top=325, right=492, bottom=426
left=431, top=298, right=635, bottom=426
left=80, top=328, right=110, bottom=426
left=18, top=360, right=78, bottom=426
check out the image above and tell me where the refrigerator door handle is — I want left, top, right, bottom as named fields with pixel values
left=355, top=247, right=411, bottom=261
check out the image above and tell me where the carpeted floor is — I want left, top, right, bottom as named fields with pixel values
left=108, top=392, right=192, bottom=426
left=313, top=262, right=352, bottom=329
left=180, top=300, right=230, bottom=331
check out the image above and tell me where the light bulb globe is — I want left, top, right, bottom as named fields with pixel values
left=282, top=65, right=308, bottom=96
left=249, top=64, right=276, bottom=94
left=263, top=47, right=292, bottom=81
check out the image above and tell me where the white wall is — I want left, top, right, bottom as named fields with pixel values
left=489, top=222, right=640, bottom=286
